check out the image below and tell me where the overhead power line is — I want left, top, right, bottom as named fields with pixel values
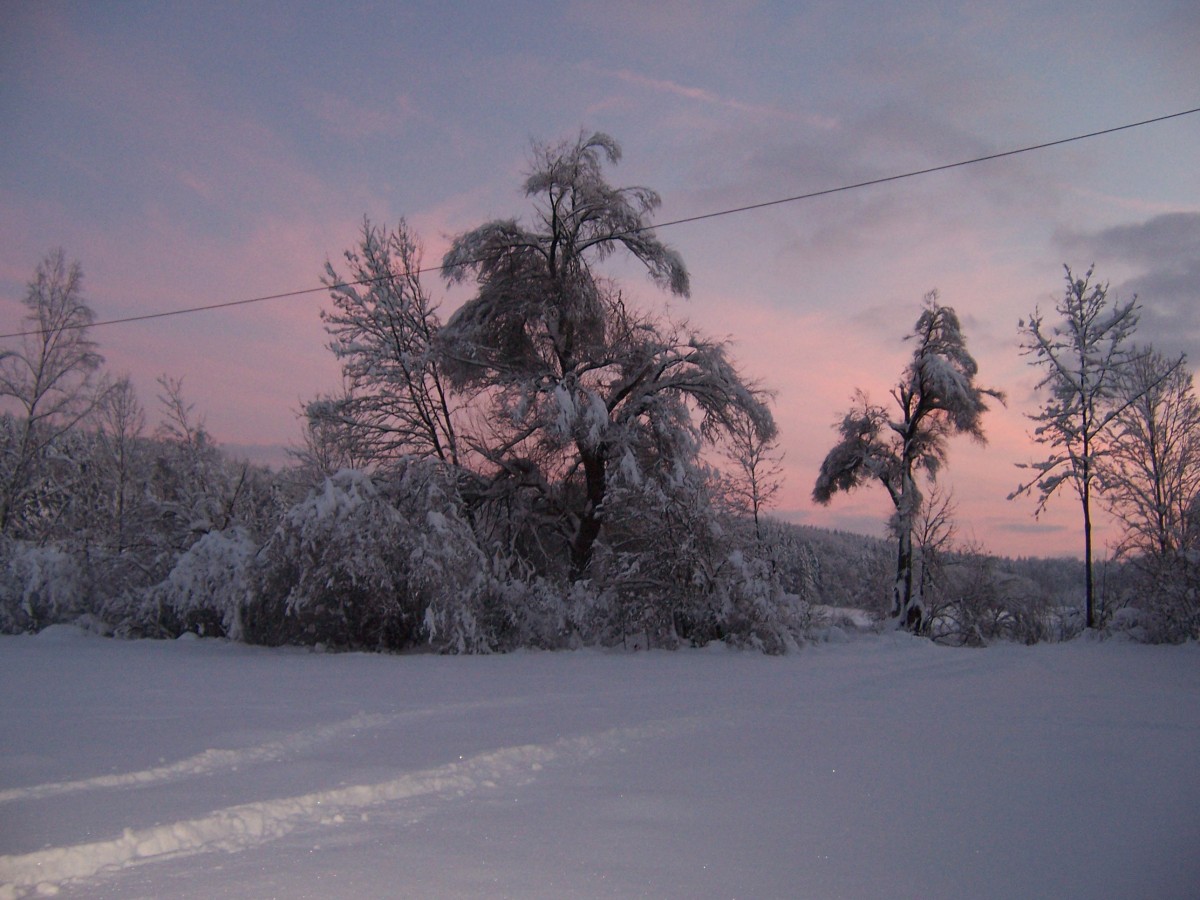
left=3, top=105, right=1198, bottom=341
left=650, top=105, right=1200, bottom=231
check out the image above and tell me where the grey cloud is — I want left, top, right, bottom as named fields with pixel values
left=995, top=520, right=1069, bottom=536
left=1056, top=212, right=1200, bottom=361
left=1085, top=212, right=1200, bottom=265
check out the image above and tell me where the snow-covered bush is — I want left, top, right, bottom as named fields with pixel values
left=248, top=463, right=501, bottom=651
left=926, top=553, right=1054, bottom=646
left=588, top=463, right=806, bottom=652
left=250, top=468, right=422, bottom=649
left=428, top=564, right=572, bottom=653
left=143, top=527, right=257, bottom=639
left=0, top=539, right=85, bottom=633
left=716, top=549, right=809, bottom=653
left=1105, top=555, right=1200, bottom=643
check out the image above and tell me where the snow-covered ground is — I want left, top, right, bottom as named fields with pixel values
left=2, top=627, right=1198, bottom=899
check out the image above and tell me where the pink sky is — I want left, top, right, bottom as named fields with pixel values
left=2, top=1, right=1198, bottom=559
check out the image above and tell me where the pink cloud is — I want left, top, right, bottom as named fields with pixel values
left=586, top=64, right=838, bottom=130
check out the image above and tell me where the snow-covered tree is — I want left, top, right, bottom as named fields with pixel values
left=313, top=219, right=460, bottom=470
left=440, top=131, right=773, bottom=580
left=94, top=377, right=147, bottom=554
left=51, top=376, right=155, bottom=597
left=151, top=376, right=261, bottom=549
left=0, top=249, right=106, bottom=536
left=1013, top=266, right=1141, bottom=628
left=814, top=294, right=1000, bottom=632
left=0, top=539, right=85, bottom=632
left=293, top=383, right=377, bottom=480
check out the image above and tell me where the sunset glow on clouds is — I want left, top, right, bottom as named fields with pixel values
left=2, top=1, right=1197, bottom=559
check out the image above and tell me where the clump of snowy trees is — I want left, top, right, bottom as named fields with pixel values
left=291, top=132, right=801, bottom=651
left=1014, top=266, right=1200, bottom=641
left=809, top=268, right=1200, bottom=644
left=3, top=141, right=1198, bottom=649
left=0, top=135, right=807, bottom=652
left=0, top=254, right=278, bottom=636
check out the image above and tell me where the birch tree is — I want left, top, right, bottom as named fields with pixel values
left=94, top=377, right=147, bottom=554
left=1012, top=266, right=1140, bottom=628
left=720, top=406, right=784, bottom=542
left=0, top=249, right=106, bottom=536
left=814, top=294, right=1000, bottom=632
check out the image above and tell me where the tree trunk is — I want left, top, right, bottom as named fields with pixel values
left=892, top=467, right=923, bottom=634
left=1082, top=478, right=1095, bottom=629
left=569, top=447, right=607, bottom=581
left=893, top=525, right=923, bottom=633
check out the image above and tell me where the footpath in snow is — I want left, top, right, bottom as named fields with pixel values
left=1, top=626, right=1198, bottom=898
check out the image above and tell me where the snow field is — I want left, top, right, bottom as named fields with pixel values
left=1, top=626, right=1199, bottom=898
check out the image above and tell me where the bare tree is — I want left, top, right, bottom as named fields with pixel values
left=1102, top=349, right=1199, bottom=562
left=1098, top=349, right=1200, bottom=637
left=0, top=249, right=106, bottom=536
left=1013, top=265, right=1141, bottom=628
left=814, top=294, right=1001, bottom=632
left=95, top=376, right=147, bottom=553
left=720, top=406, right=784, bottom=541
left=153, top=376, right=249, bottom=542
left=294, top=383, right=378, bottom=480
left=316, top=219, right=460, bottom=469
left=914, top=482, right=957, bottom=605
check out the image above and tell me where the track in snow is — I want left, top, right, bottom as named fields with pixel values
left=0, top=720, right=682, bottom=897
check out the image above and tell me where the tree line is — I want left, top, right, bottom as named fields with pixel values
left=2, top=132, right=1197, bottom=648
left=813, top=265, right=1200, bottom=642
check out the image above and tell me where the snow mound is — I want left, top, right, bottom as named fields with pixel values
left=30, top=625, right=95, bottom=643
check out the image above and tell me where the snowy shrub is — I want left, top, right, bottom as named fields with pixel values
left=428, top=564, right=572, bottom=653
left=0, top=539, right=85, bottom=633
left=926, top=553, right=1054, bottom=646
left=249, top=468, right=422, bottom=649
left=1105, top=555, right=1200, bottom=643
left=589, top=463, right=805, bottom=652
left=588, top=469, right=720, bottom=648
left=1108, top=606, right=1147, bottom=641
left=248, top=463, right=498, bottom=651
left=716, top=550, right=808, bottom=653
left=144, top=527, right=257, bottom=639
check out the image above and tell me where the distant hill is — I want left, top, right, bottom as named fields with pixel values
left=760, top=518, right=1086, bottom=614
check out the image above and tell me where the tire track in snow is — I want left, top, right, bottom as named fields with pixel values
left=0, top=699, right=515, bottom=804
left=0, top=721, right=692, bottom=897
